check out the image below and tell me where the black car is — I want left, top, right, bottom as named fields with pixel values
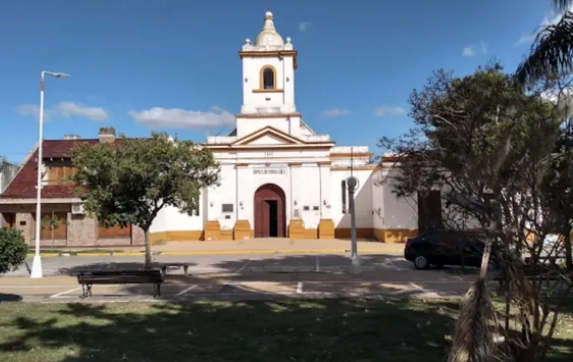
left=404, top=229, right=494, bottom=269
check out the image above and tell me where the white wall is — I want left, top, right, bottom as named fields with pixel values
left=295, top=164, right=322, bottom=229
left=205, top=164, right=237, bottom=231
left=380, top=168, right=418, bottom=229
left=371, top=170, right=384, bottom=230
left=330, top=169, right=373, bottom=229
left=150, top=191, right=205, bottom=233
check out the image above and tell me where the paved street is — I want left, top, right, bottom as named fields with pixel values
left=0, top=253, right=482, bottom=302
left=7, top=252, right=413, bottom=277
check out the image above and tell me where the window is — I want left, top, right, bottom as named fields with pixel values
left=47, top=166, right=77, bottom=184
left=341, top=180, right=347, bottom=213
left=1, top=213, right=15, bottom=228
left=98, top=224, right=132, bottom=239
left=263, top=67, right=275, bottom=89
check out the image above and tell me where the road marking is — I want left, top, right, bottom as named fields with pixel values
left=297, top=282, right=303, bottom=294
left=50, top=287, right=82, bottom=298
left=235, top=261, right=251, bottom=273
left=315, top=256, right=320, bottom=272
left=175, top=284, right=198, bottom=296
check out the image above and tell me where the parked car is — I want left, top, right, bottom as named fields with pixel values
left=404, top=229, right=496, bottom=270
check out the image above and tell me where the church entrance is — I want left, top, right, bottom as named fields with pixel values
left=254, top=184, right=286, bottom=238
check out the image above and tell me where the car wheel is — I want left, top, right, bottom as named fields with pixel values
left=414, top=256, right=429, bottom=270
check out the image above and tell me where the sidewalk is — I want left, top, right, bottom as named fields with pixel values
left=32, top=239, right=405, bottom=257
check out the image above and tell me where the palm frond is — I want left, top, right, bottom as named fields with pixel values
left=515, top=11, right=573, bottom=86
left=448, top=279, right=496, bottom=362
left=552, top=0, right=573, bottom=12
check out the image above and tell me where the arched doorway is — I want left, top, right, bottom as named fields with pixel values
left=254, top=184, right=286, bottom=238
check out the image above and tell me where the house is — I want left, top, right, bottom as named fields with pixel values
left=0, top=129, right=145, bottom=247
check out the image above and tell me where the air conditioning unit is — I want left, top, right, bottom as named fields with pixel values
left=71, top=203, right=84, bottom=215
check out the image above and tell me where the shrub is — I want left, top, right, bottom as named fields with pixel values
left=0, top=228, right=28, bottom=275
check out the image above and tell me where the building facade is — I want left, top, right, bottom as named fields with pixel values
left=0, top=11, right=424, bottom=247
left=149, top=11, right=420, bottom=244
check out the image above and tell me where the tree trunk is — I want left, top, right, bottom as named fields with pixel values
left=565, top=227, right=572, bottom=270
left=144, top=228, right=152, bottom=269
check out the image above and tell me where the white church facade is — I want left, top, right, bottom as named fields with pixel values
left=149, top=11, right=422, bottom=244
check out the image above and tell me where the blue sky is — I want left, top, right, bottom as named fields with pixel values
left=0, top=0, right=564, bottom=163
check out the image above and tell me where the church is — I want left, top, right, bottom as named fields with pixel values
left=150, top=11, right=420, bottom=244
left=0, top=11, right=424, bottom=247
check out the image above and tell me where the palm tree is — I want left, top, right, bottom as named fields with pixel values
left=515, top=0, right=573, bottom=86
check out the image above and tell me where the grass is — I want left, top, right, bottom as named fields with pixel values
left=0, top=299, right=571, bottom=362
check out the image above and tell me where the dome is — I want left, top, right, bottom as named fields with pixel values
left=255, top=11, right=284, bottom=47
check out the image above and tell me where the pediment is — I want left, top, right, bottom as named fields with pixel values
left=232, top=126, right=305, bottom=146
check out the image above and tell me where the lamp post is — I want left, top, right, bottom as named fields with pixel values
left=30, top=70, right=70, bottom=279
left=347, top=175, right=360, bottom=273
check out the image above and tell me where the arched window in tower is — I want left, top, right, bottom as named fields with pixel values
left=261, top=66, right=276, bottom=90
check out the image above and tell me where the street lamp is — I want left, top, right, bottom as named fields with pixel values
left=30, top=70, right=70, bottom=279
left=346, top=175, right=360, bottom=273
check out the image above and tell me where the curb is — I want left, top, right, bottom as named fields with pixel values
left=27, top=249, right=404, bottom=258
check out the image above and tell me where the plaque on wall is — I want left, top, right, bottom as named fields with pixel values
left=253, top=168, right=287, bottom=175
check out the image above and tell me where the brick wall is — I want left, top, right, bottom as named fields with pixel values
left=0, top=203, right=143, bottom=247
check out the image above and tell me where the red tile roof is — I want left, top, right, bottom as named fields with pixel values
left=42, top=139, right=99, bottom=158
left=0, top=140, right=98, bottom=199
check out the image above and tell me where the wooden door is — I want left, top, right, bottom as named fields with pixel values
left=254, top=184, right=286, bottom=238
left=418, top=190, right=442, bottom=233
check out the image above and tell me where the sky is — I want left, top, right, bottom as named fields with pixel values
left=0, top=0, right=566, bottom=164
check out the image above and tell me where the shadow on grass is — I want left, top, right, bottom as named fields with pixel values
left=0, top=293, right=22, bottom=302
left=0, top=298, right=461, bottom=362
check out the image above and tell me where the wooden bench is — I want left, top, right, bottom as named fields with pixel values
left=152, top=263, right=192, bottom=277
left=76, top=270, right=164, bottom=299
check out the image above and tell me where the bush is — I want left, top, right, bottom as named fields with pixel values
left=0, top=228, right=28, bottom=275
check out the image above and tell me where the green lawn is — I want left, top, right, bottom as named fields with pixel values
left=0, top=299, right=571, bottom=362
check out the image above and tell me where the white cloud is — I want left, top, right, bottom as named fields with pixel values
left=17, top=104, right=46, bottom=120
left=375, top=106, right=406, bottom=117
left=462, top=46, right=475, bottom=57
left=129, top=106, right=235, bottom=129
left=56, top=102, right=108, bottom=121
left=17, top=102, right=107, bottom=122
left=515, top=4, right=573, bottom=46
left=463, top=41, right=487, bottom=57
left=298, top=22, right=311, bottom=32
left=321, top=108, right=351, bottom=118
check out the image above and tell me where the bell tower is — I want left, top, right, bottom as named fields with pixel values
left=238, top=11, right=298, bottom=118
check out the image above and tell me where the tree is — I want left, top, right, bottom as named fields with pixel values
left=41, top=213, right=68, bottom=250
left=0, top=228, right=28, bottom=275
left=515, top=0, right=573, bottom=86
left=380, top=64, right=573, bottom=361
left=72, top=132, right=219, bottom=267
